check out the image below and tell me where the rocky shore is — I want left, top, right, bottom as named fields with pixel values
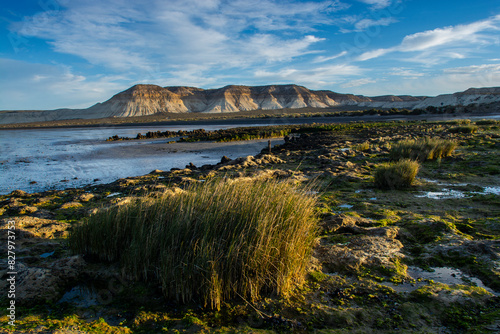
left=1, top=119, right=499, bottom=333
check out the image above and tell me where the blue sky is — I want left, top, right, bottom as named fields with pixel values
left=1, top=0, right=500, bottom=110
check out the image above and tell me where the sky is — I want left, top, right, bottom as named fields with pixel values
left=1, top=0, right=500, bottom=110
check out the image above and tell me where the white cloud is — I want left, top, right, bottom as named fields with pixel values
left=388, top=68, right=425, bottom=77
left=254, top=64, right=363, bottom=88
left=11, top=0, right=340, bottom=74
left=344, top=63, right=500, bottom=97
left=358, top=14, right=500, bottom=62
left=0, top=58, right=127, bottom=110
left=313, top=51, right=348, bottom=63
left=357, top=0, right=393, bottom=10
left=354, top=17, right=397, bottom=31
left=341, top=78, right=376, bottom=88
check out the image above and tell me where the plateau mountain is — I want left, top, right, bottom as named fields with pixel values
left=1, top=84, right=499, bottom=124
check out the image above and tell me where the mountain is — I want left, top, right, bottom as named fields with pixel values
left=1, top=85, right=499, bottom=124
left=412, top=87, right=500, bottom=109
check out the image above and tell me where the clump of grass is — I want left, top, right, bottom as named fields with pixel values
left=449, top=125, right=478, bottom=134
left=70, top=178, right=319, bottom=310
left=355, top=141, right=371, bottom=151
left=374, top=159, right=420, bottom=190
left=475, top=119, right=499, bottom=126
left=450, top=119, right=471, bottom=125
left=389, top=137, right=457, bottom=161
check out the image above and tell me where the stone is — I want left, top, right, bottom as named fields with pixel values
left=315, top=235, right=404, bottom=273
left=78, top=193, right=95, bottom=202
left=220, top=155, right=232, bottom=164
left=0, top=217, right=71, bottom=239
left=59, top=201, right=83, bottom=210
left=9, top=190, right=29, bottom=197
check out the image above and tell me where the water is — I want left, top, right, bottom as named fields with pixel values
left=0, top=123, right=282, bottom=195
left=382, top=266, right=498, bottom=296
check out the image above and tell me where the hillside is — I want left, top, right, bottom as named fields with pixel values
left=1, top=84, right=499, bottom=124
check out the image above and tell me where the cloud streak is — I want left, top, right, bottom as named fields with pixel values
left=11, top=0, right=341, bottom=74
left=358, top=14, right=500, bottom=61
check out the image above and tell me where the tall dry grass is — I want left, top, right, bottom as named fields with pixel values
left=70, top=178, right=319, bottom=309
left=389, top=137, right=457, bottom=162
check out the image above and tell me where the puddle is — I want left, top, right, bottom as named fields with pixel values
left=415, top=181, right=500, bottom=200
left=106, top=192, right=122, bottom=198
left=58, top=285, right=101, bottom=307
left=483, top=186, right=500, bottom=195
left=382, top=267, right=498, bottom=296
left=40, top=251, right=55, bottom=258
left=338, top=204, right=353, bottom=209
left=415, top=189, right=467, bottom=199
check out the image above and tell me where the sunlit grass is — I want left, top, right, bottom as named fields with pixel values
left=374, top=159, right=420, bottom=190
left=70, top=178, right=319, bottom=309
left=389, top=137, right=457, bottom=162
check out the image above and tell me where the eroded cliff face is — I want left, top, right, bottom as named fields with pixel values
left=413, top=87, right=500, bottom=109
left=2, top=85, right=500, bottom=124
left=87, top=84, right=417, bottom=117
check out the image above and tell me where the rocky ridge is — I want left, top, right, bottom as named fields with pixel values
left=1, top=84, right=500, bottom=124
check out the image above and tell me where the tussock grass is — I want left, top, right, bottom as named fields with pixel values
left=475, top=119, right=499, bottom=126
left=389, top=137, right=457, bottom=162
left=449, top=125, right=479, bottom=134
left=374, top=159, right=420, bottom=190
left=355, top=141, right=371, bottom=151
left=70, top=178, right=319, bottom=309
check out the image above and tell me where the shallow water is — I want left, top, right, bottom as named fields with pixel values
left=382, top=266, right=498, bottom=296
left=416, top=178, right=500, bottom=199
left=0, top=123, right=282, bottom=195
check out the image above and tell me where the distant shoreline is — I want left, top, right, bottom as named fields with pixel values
left=1, top=111, right=499, bottom=131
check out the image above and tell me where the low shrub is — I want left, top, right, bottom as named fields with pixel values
left=355, top=141, right=371, bottom=151
left=70, top=178, right=319, bottom=309
left=449, top=125, right=478, bottom=134
left=374, top=159, right=420, bottom=190
left=475, top=119, right=499, bottom=126
left=389, top=137, right=457, bottom=161
left=450, top=119, right=471, bottom=125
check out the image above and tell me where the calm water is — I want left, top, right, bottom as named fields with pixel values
left=0, top=123, right=280, bottom=194
left=2, top=114, right=498, bottom=195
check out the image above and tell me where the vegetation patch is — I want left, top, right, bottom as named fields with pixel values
left=70, top=178, right=319, bottom=310
left=449, top=125, right=479, bottom=134
left=389, top=137, right=457, bottom=162
left=374, top=159, right=420, bottom=190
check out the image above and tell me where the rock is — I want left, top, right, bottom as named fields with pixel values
left=78, top=193, right=95, bottom=202
left=9, top=190, right=29, bottom=197
left=49, top=255, right=86, bottom=280
left=17, top=205, right=38, bottom=214
left=315, top=235, right=404, bottom=273
left=256, top=154, right=286, bottom=165
left=35, top=197, right=52, bottom=205
left=7, top=256, right=86, bottom=305
left=220, top=155, right=232, bottom=164
left=0, top=217, right=70, bottom=239
left=186, top=162, right=197, bottom=169
left=31, top=209, right=56, bottom=219
left=59, top=201, right=83, bottom=210
left=149, top=169, right=164, bottom=174
left=321, top=214, right=374, bottom=233
left=13, top=263, right=62, bottom=304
